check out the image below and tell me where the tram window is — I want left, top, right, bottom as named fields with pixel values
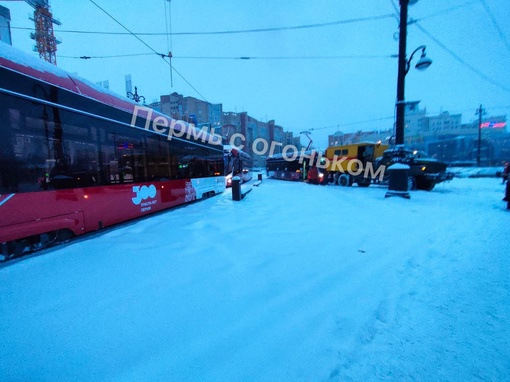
left=208, top=158, right=222, bottom=176
left=173, top=142, right=214, bottom=179
left=146, top=136, right=175, bottom=181
left=191, top=157, right=207, bottom=177
left=5, top=105, right=54, bottom=192
left=104, top=130, right=146, bottom=184
left=173, top=140, right=191, bottom=178
left=1, top=91, right=223, bottom=192
left=195, top=147, right=214, bottom=178
left=64, top=140, right=100, bottom=188
left=32, top=109, right=102, bottom=190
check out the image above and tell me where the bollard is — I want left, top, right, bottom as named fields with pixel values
left=232, top=176, right=242, bottom=201
left=385, top=163, right=410, bottom=199
left=258, top=173, right=262, bottom=182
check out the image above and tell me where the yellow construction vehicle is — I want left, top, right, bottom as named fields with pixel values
left=322, top=142, right=388, bottom=187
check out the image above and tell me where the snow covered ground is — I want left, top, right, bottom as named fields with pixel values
left=449, top=166, right=505, bottom=178
left=1, top=175, right=509, bottom=381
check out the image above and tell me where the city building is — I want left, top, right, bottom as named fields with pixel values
left=403, top=101, right=428, bottom=145
left=328, top=131, right=345, bottom=147
left=159, top=93, right=222, bottom=128
left=327, top=103, right=508, bottom=165
left=0, top=5, right=12, bottom=45
left=160, top=92, right=183, bottom=119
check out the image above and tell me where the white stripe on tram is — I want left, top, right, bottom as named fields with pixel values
left=0, top=194, right=15, bottom=207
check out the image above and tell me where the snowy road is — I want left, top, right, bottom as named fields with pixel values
left=1, top=177, right=509, bottom=381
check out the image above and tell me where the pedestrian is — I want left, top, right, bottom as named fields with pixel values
left=502, top=162, right=509, bottom=184
left=504, top=173, right=510, bottom=210
left=307, top=166, right=318, bottom=185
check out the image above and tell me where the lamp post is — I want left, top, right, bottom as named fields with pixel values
left=395, top=0, right=432, bottom=145
left=127, top=86, right=146, bottom=104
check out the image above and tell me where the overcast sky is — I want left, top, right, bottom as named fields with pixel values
left=4, top=0, right=510, bottom=148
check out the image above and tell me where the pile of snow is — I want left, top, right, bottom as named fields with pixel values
left=449, top=166, right=504, bottom=178
left=1, top=177, right=509, bottom=381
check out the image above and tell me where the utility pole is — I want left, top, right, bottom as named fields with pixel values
left=395, top=0, right=409, bottom=146
left=475, top=105, right=486, bottom=167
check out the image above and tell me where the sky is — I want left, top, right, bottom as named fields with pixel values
left=0, top=174, right=509, bottom=380
left=3, top=0, right=510, bottom=147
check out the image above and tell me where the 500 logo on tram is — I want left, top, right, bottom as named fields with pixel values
left=131, top=184, right=157, bottom=205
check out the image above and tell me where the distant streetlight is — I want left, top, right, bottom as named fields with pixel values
left=127, top=86, right=146, bottom=104
left=395, top=0, right=432, bottom=146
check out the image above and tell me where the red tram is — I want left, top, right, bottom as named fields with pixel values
left=0, top=43, right=225, bottom=259
left=223, top=145, right=253, bottom=187
left=266, top=150, right=326, bottom=183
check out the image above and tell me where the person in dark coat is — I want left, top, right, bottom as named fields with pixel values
left=502, top=162, right=509, bottom=184
left=504, top=173, right=510, bottom=210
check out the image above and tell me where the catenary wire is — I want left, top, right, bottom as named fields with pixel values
left=59, top=53, right=395, bottom=60
left=88, top=0, right=207, bottom=101
left=164, top=0, right=173, bottom=86
left=11, top=14, right=395, bottom=36
left=415, top=1, right=478, bottom=21
left=415, top=22, right=510, bottom=93
left=478, top=0, right=510, bottom=55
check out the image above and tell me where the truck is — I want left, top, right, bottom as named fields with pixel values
left=374, top=145, right=454, bottom=191
left=322, top=142, right=453, bottom=191
left=323, top=142, right=388, bottom=187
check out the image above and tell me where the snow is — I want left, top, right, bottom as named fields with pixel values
left=449, top=166, right=504, bottom=178
left=0, top=41, right=121, bottom=100
left=1, top=175, right=509, bottom=381
left=387, top=163, right=410, bottom=170
left=0, top=40, right=70, bottom=78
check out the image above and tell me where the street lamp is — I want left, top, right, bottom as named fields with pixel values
left=408, top=46, right=433, bottom=72
left=395, top=0, right=432, bottom=146
left=127, top=86, right=146, bottom=104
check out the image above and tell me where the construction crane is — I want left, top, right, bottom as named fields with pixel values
left=3, top=0, right=60, bottom=64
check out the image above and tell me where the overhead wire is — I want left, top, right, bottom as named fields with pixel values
left=60, top=53, right=154, bottom=59
left=149, top=14, right=396, bottom=35
left=414, top=22, right=510, bottom=93
left=11, top=13, right=395, bottom=36
left=307, top=116, right=395, bottom=131
left=50, top=1, right=510, bottom=119
left=390, top=0, right=399, bottom=18
left=164, top=0, right=173, bottom=86
left=428, top=105, right=510, bottom=117
left=59, top=53, right=395, bottom=60
left=415, top=1, right=478, bottom=22
left=88, top=0, right=207, bottom=101
left=478, top=0, right=510, bottom=55
left=176, top=54, right=395, bottom=60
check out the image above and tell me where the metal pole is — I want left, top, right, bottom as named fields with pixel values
left=395, top=0, right=409, bottom=146
left=476, top=104, right=483, bottom=167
